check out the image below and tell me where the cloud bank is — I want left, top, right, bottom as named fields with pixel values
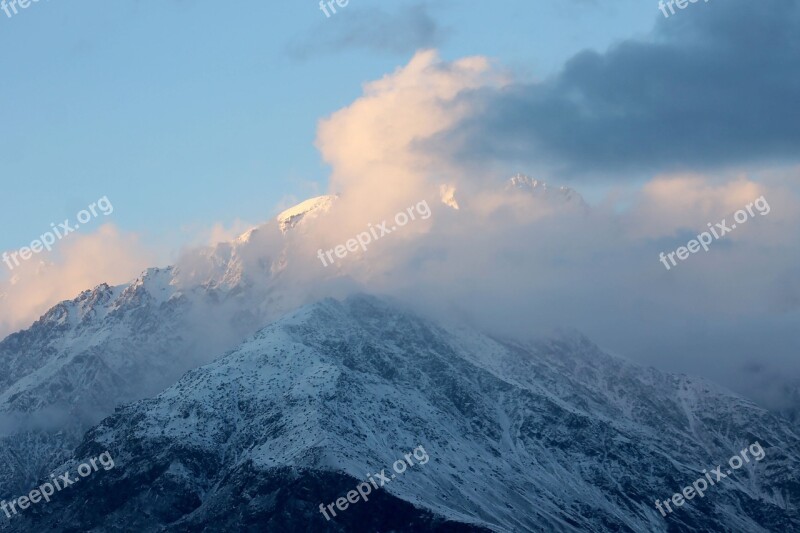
left=442, top=0, right=800, bottom=177
left=5, top=0, right=799, bottom=417
left=277, top=45, right=800, bottom=414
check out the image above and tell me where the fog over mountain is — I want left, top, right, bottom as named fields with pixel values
left=1, top=177, right=799, bottom=531
left=1, top=1, right=799, bottom=531
left=5, top=295, right=800, bottom=532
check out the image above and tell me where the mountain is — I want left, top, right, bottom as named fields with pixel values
left=0, top=266, right=248, bottom=496
left=0, top=196, right=338, bottom=498
left=0, top=177, right=536, bottom=499
left=7, top=295, right=799, bottom=532
left=276, top=195, right=337, bottom=234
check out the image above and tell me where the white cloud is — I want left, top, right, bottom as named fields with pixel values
left=298, top=52, right=800, bottom=411
left=0, top=225, right=155, bottom=338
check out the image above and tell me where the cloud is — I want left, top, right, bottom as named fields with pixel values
left=313, top=49, right=503, bottom=233
left=206, top=220, right=257, bottom=245
left=288, top=3, right=446, bottom=59
left=178, top=218, right=257, bottom=247
left=0, top=225, right=155, bottom=338
left=0, top=42, right=786, bottom=419
left=441, top=0, right=800, bottom=177
left=275, top=49, right=800, bottom=414
left=6, top=28, right=799, bottom=430
left=626, top=174, right=765, bottom=238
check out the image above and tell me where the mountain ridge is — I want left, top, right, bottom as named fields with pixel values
left=5, top=295, right=798, bottom=532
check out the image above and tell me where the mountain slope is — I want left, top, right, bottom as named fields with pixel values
left=0, top=180, right=549, bottom=498
left=9, top=295, right=799, bottom=532
left=0, top=195, right=337, bottom=497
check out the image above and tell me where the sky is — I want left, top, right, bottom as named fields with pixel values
left=1, top=0, right=799, bottom=412
left=0, top=0, right=657, bottom=254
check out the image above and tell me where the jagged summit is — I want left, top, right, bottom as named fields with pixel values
left=508, top=173, right=547, bottom=190
left=506, top=173, right=584, bottom=204
left=276, top=194, right=337, bottom=234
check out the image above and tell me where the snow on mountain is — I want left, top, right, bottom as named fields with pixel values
left=0, top=266, right=245, bottom=496
left=277, top=195, right=337, bottom=234
left=8, top=295, right=799, bottom=532
left=0, top=196, right=338, bottom=497
left=506, top=173, right=584, bottom=206
left=4, top=181, right=795, bottom=531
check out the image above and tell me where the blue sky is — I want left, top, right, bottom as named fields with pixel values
left=0, top=0, right=657, bottom=253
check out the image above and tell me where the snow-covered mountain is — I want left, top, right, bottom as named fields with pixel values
left=7, top=295, right=799, bottom=532
left=276, top=195, right=337, bottom=234
left=0, top=266, right=253, bottom=496
left=0, top=196, right=338, bottom=497
left=2, top=183, right=798, bottom=532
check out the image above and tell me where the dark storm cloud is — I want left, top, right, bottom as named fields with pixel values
left=446, top=0, right=800, bottom=177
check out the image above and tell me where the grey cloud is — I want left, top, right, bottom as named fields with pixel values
left=288, top=3, right=445, bottom=59
left=444, top=0, right=800, bottom=177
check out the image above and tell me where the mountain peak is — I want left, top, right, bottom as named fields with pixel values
left=276, top=195, right=337, bottom=234
left=506, top=173, right=584, bottom=205
left=507, top=172, right=544, bottom=190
